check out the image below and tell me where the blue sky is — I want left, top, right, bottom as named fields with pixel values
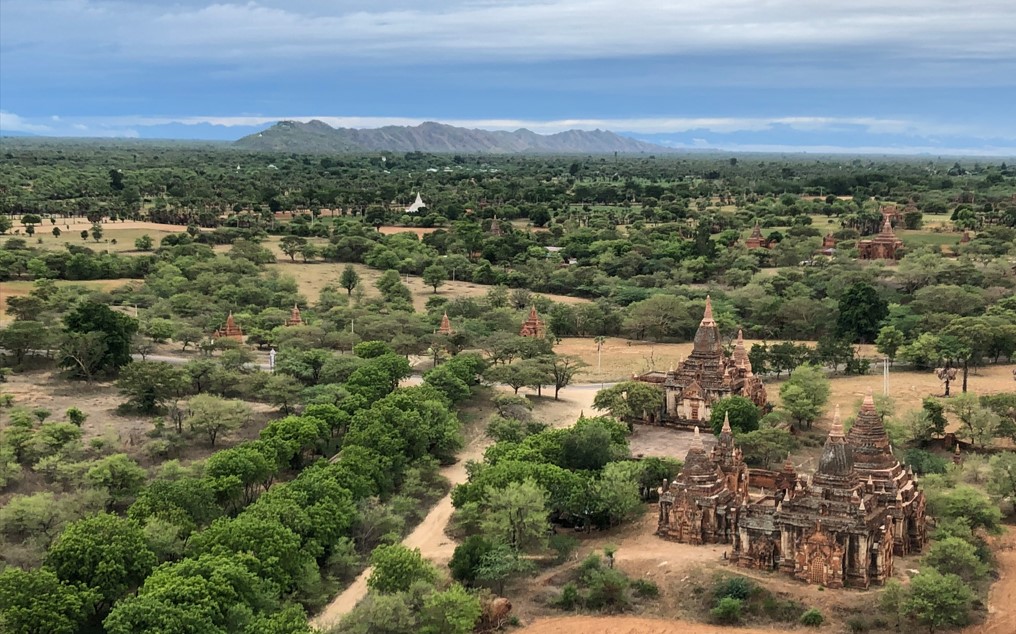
left=2, top=0, right=1015, bottom=155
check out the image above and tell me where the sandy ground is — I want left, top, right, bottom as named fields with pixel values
left=962, top=530, right=1016, bottom=634
left=17, top=218, right=189, bottom=253
left=519, top=616, right=795, bottom=633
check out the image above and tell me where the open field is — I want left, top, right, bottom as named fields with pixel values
left=0, top=278, right=134, bottom=319
left=269, top=260, right=591, bottom=312
left=13, top=218, right=189, bottom=253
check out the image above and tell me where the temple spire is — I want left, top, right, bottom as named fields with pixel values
left=861, top=389, right=876, bottom=412
left=721, top=411, right=732, bottom=434
left=830, top=405, right=844, bottom=437
left=692, top=425, right=704, bottom=451
left=701, top=295, right=715, bottom=325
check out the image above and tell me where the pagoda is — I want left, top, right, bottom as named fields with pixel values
left=745, top=222, right=769, bottom=249
left=489, top=216, right=504, bottom=237
left=822, top=233, right=838, bottom=249
left=213, top=312, right=244, bottom=342
left=858, top=218, right=904, bottom=260
left=773, top=408, right=895, bottom=588
left=519, top=306, right=545, bottom=337
left=405, top=193, right=426, bottom=213
left=635, top=298, right=767, bottom=429
left=846, top=391, right=927, bottom=554
left=285, top=304, right=304, bottom=326
left=437, top=312, right=454, bottom=335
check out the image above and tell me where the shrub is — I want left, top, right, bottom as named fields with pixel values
left=714, top=575, right=755, bottom=601
left=556, top=582, right=581, bottom=610
left=800, top=608, right=824, bottom=626
left=579, top=553, right=603, bottom=576
left=549, top=534, right=579, bottom=564
left=631, top=578, right=659, bottom=599
left=584, top=568, right=630, bottom=613
left=904, top=448, right=948, bottom=475
left=65, top=407, right=87, bottom=427
left=711, top=597, right=742, bottom=624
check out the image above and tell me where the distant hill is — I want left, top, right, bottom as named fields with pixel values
left=234, top=120, right=667, bottom=154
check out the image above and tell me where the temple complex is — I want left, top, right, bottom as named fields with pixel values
left=857, top=218, right=904, bottom=260
left=635, top=298, right=767, bottom=429
left=285, top=304, right=303, bottom=326
left=658, top=401, right=922, bottom=589
left=213, top=312, right=244, bottom=341
left=437, top=312, right=454, bottom=335
left=519, top=306, right=545, bottom=337
left=745, top=222, right=770, bottom=249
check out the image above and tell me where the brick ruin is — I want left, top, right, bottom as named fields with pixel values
left=858, top=217, right=904, bottom=260
left=657, top=395, right=926, bottom=589
left=635, top=297, right=767, bottom=430
left=212, top=312, right=244, bottom=341
left=519, top=306, right=545, bottom=337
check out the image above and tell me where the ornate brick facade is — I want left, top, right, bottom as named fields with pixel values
left=635, top=298, right=767, bottom=430
left=858, top=218, right=904, bottom=260
left=658, top=400, right=923, bottom=589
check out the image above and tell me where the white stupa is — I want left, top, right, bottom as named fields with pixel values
left=405, top=193, right=426, bottom=213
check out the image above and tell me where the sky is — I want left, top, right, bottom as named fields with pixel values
left=1, top=0, right=1015, bottom=155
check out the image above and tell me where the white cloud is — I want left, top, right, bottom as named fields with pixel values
left=2, top=0, right=1015, bottom=67
left=0, top=111, right=52, bottom=133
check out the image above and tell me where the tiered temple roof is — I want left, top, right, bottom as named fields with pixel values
left=519, top=306, right=545, bottom=337
left=438, top=312, right=454, bottom=335
left=858, top=218, right=904, bottom=260
left=285, top=304, right=303, bottom=326
left=213, top=312, right=244, bottom=341
left=745, top=222, right=768, bottom=249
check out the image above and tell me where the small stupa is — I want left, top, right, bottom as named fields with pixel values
left=437, top=312, right=454, bottom=335
left=519, top=306, right=545, bottom=337
left=213, top=312, right=244, bottom=341
left=285, top=304, right=303, bottom=327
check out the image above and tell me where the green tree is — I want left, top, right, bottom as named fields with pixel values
left=449, top=535, right=494, bottom=586
left=339, top=264, right=361, bottom=295
left=836, top=282, right=888, bottom=343
left=905, top=569, right=975, bottom=632
left=924, top=537, right=987, bottom=583
left=480, top=479, right=550, bottom=552
left=875, top=325, right=905, bottom=366
left=367, top=544, right=438, bottom=594
left=45, top=513, right=156, bottom=615
left=475, top=543, right=535, bottom=595
left=987, top=452, right=1016, bottom=514
left=421, top=583, right=482, bottom=634
left=85, top=454, right=147, bottom=507
left=709, top=396, right=760, bottom=435
left=62, top=301, right=138, bottom=377
left=779, top=364, right=830, bottom=429
left=0, top=567, right=95, bottom=634
left=279, top=235, right=307, bottom=261
left=548, top=354, right=588, bottom=400
left=90, top=222, right=103, bottom=242
left=116, top=361, right=188, bottom=413
left=422, top=263, right=448, bottom=293
left=375, top=269, right=412, bottom=304
left=185, top=393, right=252, bottom=447
left=737, top=426, right=797, bottom=468
left=134, top=234, right=154, bottom=251
left=0, top=320, right=51, bottom=367
left=58, top=331, right=107, bottom=384
left=592, top=380, right=664, bottom=422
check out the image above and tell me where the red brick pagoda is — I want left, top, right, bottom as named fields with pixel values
left=519, top=306, right=545, bottom=337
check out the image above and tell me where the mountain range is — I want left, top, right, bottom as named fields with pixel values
left=233, top=120, right=667, bottom=154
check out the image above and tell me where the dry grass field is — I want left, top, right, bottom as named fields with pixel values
left=269, top=260, right=590, bottom=312
left=19, top=218, right=188, bottom=253
left=0, top=278, right=133, bottom=319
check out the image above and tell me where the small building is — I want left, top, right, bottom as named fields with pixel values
left=489, top=216, right=504, bottom=237
left=822, top=233, right=838, bottom=249
left=745, top=222, right=771, bottom=249
left=437, top=312, right=454, bottom=336
left=857, top=218, right=904, bottom=260
left=519, top=306, right=545, bottom=338
left=285, top=304, right=303, bottom=327
left=213, top=312, right=244, bottom=342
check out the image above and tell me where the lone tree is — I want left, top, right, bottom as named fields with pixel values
left=339, top=265, right=360, bottom=295
left=62, top=301, right=138, bottom=378
left=423, top=263, right=448, bottom=293
left=592, top=380, right=664, bottom=423
left=548, top=354, right=588, bottom=400
left=709, top=396, right=761, bottom=435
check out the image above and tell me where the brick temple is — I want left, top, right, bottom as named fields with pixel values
left=285, top=304, right=304, bottom=326
left=744, top=222, right=771, bottom=249
left=635, top=298, right=767, bottom=429
left=438, top=312, right=454, bottom=335
left=213, top=312, right=244, bottom=341
left=858, top=218, right=904, bottom=260
left=519, top=306, right=545, bottom=337
left=657, top=395, right=926, bottom=589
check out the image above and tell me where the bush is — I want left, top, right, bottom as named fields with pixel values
left=549, top=534, right=579, bottom=564
left=584, top=568, right=631, bottom=613
left=800, top=608, right=824, bottom=626
left=904, top=448, right=948, bottom=475
left=65, top=407, right=87, bottom=427
left=556, top=582, right=581, bottom=610
left=631, top=578, right=659, bottom=599
left=714, top=575, right=755, bottom=601
left=711, top=597, right=743, bottom=624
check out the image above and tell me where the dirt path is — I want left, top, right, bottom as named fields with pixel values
left=963, top=531, right=1016, bottom=634
left=309, top=387, right=592, bottom=630
left=519, top=616, right=794, bottom=634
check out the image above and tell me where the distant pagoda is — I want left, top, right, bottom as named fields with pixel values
left=489, top=216, right=504, bottom=237
left=519, top=306, right=545, bottom=337
left=437, top=312, right=454, bottom=335
left=213, top=312, right=244, bottom=341
left=858, top=218, right=903, bottom=260
left=285, top=304, right=304, bottom=327
left=745, top=221, right=769, bottom=249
